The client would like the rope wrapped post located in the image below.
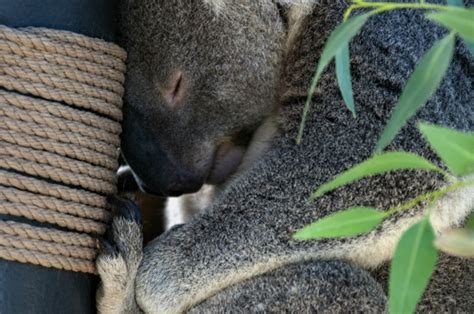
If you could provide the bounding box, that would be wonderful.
[0,1,125,313]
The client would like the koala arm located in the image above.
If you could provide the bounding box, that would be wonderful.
[97,202,389,314]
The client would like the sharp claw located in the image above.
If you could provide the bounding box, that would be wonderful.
[98,237,118,257]
[107,195,142,224]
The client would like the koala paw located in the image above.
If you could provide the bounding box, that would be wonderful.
[96,196,143,314]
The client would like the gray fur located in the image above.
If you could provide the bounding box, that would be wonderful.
[97,1,473,313]
[191,261,387,313]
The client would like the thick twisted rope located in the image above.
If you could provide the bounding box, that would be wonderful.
[0,25,126,274]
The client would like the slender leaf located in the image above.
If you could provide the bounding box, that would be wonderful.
[310,152,444,200]
[446,0,474,54]
[375,33,456,153]
[297,13,370,143]
[466,212,474,230]
[466,41,474,56]
[447,0,463,6]
[419,123,474,176]
[435,228,474,258]
[389,219,438,314]
[427,9,474,42]
[293,207,385,240]
[336,44,356,117]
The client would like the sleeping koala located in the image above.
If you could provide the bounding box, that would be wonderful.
[117,0,284,207]
[117,0,310,229]
[97,1,473,313]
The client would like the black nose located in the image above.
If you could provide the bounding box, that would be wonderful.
[165,180,203,196]
[138,173,203,197]
[122,139,205,197]
[121,103,205,197]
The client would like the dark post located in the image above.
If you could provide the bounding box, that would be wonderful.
[0,1,119,312]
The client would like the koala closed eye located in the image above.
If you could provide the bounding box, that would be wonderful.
[160,70,186,109]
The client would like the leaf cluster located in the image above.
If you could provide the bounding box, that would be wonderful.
[295,1,473,313]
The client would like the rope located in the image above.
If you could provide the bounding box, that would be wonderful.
[0,220,97,248]
[0,143,116,182]
[0,25,126,273]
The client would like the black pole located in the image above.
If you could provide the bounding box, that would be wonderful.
[0,1,119,313]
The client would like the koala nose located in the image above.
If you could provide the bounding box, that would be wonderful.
[165,170,204,196]
[138,171,203,197]
[161,70,186,108]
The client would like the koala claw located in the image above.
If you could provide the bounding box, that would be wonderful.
[98,237,118,258]
[96,196,143,314]
[107,195,142,224]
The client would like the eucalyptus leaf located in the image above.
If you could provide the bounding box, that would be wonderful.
[336,44,356,117]
[435,228,474,258]
[375,33,455,153]
[310,152,444,200]
[297,13,370,143]
[419,123,474,176]
[389,219,438,314]
[466,41,474,56]
[293,207,385,240]
[466,213,474,230]
[427,9,474,42]
[446,0,474,54]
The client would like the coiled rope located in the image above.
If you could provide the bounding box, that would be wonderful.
[0,25,126,274]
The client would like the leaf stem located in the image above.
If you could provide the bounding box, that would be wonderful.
[424,197,438,217]
[344,1,455,21]
[385,178,474,216]
[352,1,453,11]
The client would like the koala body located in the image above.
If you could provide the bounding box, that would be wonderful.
[97,1,473,313]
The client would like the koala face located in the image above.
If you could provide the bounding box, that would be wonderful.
[119,0,284,196]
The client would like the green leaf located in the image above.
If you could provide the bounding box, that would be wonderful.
[466,41,474,56]
[297,13,370,143]
[466,213,474,230]
[447,0,464,6]
[336,44,356,117]
[446,0,474,54]
[389,219,438,314]
[293,207,385,240]
[427,9,474,42]
[375,33,455,153]
[419,123,474,176]
[435,228,474,258]
[310,152,444,200]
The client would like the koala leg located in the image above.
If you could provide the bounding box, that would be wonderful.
[190,260,387,313]
[96,197,143,314]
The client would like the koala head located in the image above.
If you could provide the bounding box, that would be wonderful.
[119,0,285,196]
